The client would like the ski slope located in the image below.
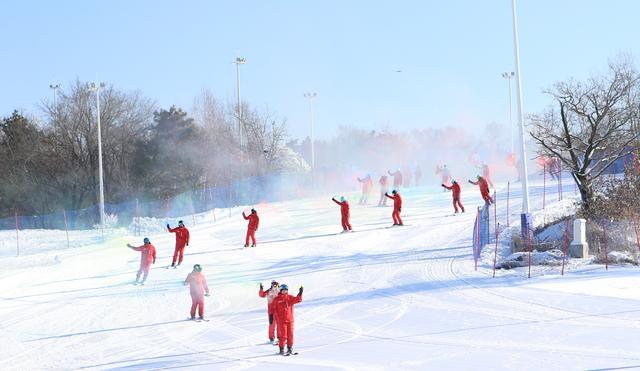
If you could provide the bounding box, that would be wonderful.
[1,180,639,370]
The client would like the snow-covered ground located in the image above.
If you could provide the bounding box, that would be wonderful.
[1,177,639,370]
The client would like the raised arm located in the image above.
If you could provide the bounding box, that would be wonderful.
[242,212,249,220]
[331,198,342,206]
[127,244,142,252]
[442,184,453,190]
[468,180,478,185]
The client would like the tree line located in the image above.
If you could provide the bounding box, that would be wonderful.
[0,81,293,218]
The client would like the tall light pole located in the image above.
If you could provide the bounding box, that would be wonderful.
[501,72,515,154]
[303,92,317,171]
[510,0,531,236]
[49,83,61,110]
[233,57,246,158]
[87,82,106,234]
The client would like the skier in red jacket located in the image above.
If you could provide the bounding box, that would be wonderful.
[272,284,303,355]
[378,175,389,206]
[167,220,190,268]
[331,196,352,232]
[442,180,465,213]
[385,190,403,226]
[469,175,494,205]
[357,174,373,205]
[127,237,156,285]
[388,169,403,188]
[242,208,260,247]
[184,264,210,320]
[259,280,280,343]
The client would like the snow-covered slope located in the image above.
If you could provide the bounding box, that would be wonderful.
[1,178,639,370]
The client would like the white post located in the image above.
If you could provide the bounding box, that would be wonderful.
[88,82,106,234]
[511,0,532,236]
[507,74,514,154]
[234,57,246,161]
[570,219,589,258]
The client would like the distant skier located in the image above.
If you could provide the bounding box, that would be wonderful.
[184,264,210,320]
[357,174,374,205]
[127,237,156,285]
[468,175,494,205]
[388,169,403,188]
[385,190,403,226]
[259,280,280,343]
[167,220,190,268]
[415,165,422,186]
[480,163,494,188]
[242,208,260,247]
[405,168,413,188]
[272,284,303,356]
[331,196,352,232]
[378,174,389,206]
[436,164,452,187]
[442,180,465,213]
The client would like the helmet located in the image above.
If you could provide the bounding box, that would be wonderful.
[452,180,457,184]
[143,237,150,244]
[392,189,397,194]
[271,280,279,286]
[193,264,202,272]
[280,284,289,291]
[251,208,257,214]
[178,220,184,225]
[477,175,481,179]
[340,196,345,202]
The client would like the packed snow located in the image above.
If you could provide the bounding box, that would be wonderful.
[1,177,640,370]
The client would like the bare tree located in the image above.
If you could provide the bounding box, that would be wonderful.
[530,59,640,210]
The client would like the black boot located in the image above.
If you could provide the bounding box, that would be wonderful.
[286,345,293,355]
[279,347,284,355]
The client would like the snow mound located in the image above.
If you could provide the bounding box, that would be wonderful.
[606,251,637,265]
[499,249,565,269]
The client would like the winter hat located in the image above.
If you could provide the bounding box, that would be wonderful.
[143,237,150,244]
[452,180,457,184]
[251,208,257,214]
[392,189,397,194]
[271,280,279,286]
[193,264,202,272]
[280,284,289,291]
[178,220,184,225]
[340,196,345,202]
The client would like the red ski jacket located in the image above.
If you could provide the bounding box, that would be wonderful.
[332,199,350,217]
[443,183,461,198]
[131,243,156,267]
[168,226,190,246]
[469,177,490,196]
[259,286,279,314]
[385,193,403,210]
[243,213,260,231]
[272,292,302,323]
[185,271,210,297]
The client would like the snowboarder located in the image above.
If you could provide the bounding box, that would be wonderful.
[468,175,494,205]
[378,174,389,206]
[258,280,280,343]
[388,169,403,188]
[385,190,403,226]
[331,196,352,232]
[167,220,190,268]
[127,237,156,285]
[272,284,303,355]
[357,174,373,205]
[242,208,260,247]
[184,264,210,320]
[442,180,465,213]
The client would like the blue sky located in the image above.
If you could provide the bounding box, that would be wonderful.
[1,1,639,140]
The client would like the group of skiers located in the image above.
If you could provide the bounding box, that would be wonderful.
[258,281,303,355]
[355,168,423,207]
[123,163,496,354]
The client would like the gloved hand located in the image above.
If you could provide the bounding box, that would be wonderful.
[166,223,170,229]
[441,184,445,187]
[260,283,264,290]
[153,259,156,264]
[298,286,304,294]
[399,208,401,212]
[126,243,132,248]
